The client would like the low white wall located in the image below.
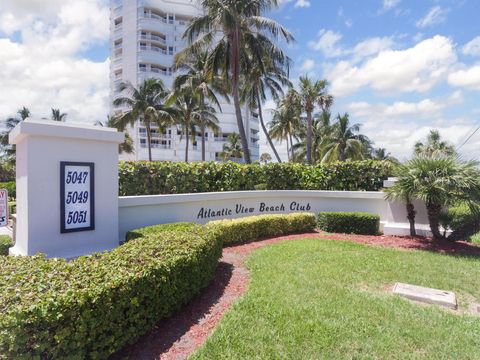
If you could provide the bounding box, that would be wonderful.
[118,190,430,240]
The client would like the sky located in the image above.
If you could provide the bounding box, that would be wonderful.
[0,0,479,161]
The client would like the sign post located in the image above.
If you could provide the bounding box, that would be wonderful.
[8,120,123,258]
[0,189,8,227]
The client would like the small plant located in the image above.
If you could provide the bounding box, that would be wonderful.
[317,212,380,235]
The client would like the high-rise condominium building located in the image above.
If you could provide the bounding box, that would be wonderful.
[110,0,260,162]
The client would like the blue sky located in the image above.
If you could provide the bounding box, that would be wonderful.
[0,0,479,160]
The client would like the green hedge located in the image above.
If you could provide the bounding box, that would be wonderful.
[0,214,320,357]
[207,213,317,245]
[440,203,480,241]
[118,160,392,196]
[317,212,380,235]
[0,236,12,256]
[0,224,222,358]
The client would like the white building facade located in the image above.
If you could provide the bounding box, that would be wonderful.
[110,0,260,162]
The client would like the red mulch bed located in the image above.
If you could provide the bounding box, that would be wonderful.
[111,232,480,360]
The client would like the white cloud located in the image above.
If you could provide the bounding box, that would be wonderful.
[0,0,109,124]
[294,0,311,8]
[278,0,310,9]
[416,6,449,28]
[462,36,480,57]
[327,35,456,96]
[382,0,401,11]
[309,30,393,60]
[299,58,316,72]
[308,29,344,57]
[347,92,462,119]
[448,65,480,90]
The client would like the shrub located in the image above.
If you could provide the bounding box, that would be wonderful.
[0,181,15,199]
[317,212,380,235]
[0,235,12,256]
[118,160,392,196]
[0,224,222,358]
[440,203,480,241]
[207,213,317,245]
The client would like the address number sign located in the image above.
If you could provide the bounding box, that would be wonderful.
[60,162,95,233]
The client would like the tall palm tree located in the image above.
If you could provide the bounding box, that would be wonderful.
[113,79,173,161]
[241,60,290,163]
[196,105,220,161]
[220,133,244,161]
[295,76,333,164]
[269,106,298,161]
[174,49,226,161]
[414,129,456,158]
[0,107,30,163]
[292,111,333,163]
[181,0,294,164]
[51,108,67,122]
[321,113,370,163]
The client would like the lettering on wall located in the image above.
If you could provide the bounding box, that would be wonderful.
[60,162,95,233]
[197,201,311,219]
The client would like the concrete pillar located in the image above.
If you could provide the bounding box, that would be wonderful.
[9,120,124,258]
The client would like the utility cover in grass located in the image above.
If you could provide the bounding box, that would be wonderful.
[393,283,457,310]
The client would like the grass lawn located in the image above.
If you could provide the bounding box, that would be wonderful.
[193,239,480,359]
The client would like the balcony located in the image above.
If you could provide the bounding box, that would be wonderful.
[138,16,174,35]
[139,33,167,45]
[137,46,173,65]
[140,143,172,149]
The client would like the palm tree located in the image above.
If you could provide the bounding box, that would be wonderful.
[95,117,135,155]
[384,163,418,237]
[372,148,398,163]
[321,113,370,163]
[113,79,173,161]
[51,108,67,122]
[174,50,226,161]
[414,130,456,158]
[220,133,244,161]
[181,0,294,164]
[0,107,30,163]
[392,156,480,240]
[196,105,220,161]
[241,60,290,163]
[269,106,299,161]
[295,76,334,164]
[292,111,333,163]
[260,153,272,164]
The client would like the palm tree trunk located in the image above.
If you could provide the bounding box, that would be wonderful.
[406,198,416,237]
[146,123,153,162]
[289,132,295,161]
[306,111,313,164]
[426,201,443,240]
[256,91,281,163]
[201,124,206,161]
[231,26,251,164]
[185,117,190,163]
[286,136,291,161]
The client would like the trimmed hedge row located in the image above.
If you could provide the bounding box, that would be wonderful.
[0,224,222,358]
[317,212,380,235]
[0,213,318,358]
[440,203,480,241]
[207,213,317,245]
[118,160,392,196]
